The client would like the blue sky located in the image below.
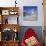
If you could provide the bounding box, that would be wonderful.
[23,6,37,13]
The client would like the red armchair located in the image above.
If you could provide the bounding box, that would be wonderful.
[21,28,41,46]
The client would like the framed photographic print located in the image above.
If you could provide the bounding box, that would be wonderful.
[8,15,18,24]
[2,10,9,15]
[2,15,18,24]
[10,11,17,15]
[2,16,8,24]
[1,28,13,41]
[23,6,38,21]
[9,10,17,15]
[19,6,38,26]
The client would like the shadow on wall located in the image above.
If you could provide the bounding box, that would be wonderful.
[18,26,43,44]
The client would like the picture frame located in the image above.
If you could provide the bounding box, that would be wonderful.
[19,6,38,26]
[2,10,9,15]
[1,28,18,41]
[8,15,18,24]
[2,15,18,24]
[1,28,13,41]
[9,10,17,15]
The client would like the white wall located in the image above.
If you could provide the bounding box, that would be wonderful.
[18,0,44,26]
[0,0,44,26]
[0,0,15,7]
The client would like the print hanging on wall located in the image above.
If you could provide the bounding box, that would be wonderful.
[23,6,38,21]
